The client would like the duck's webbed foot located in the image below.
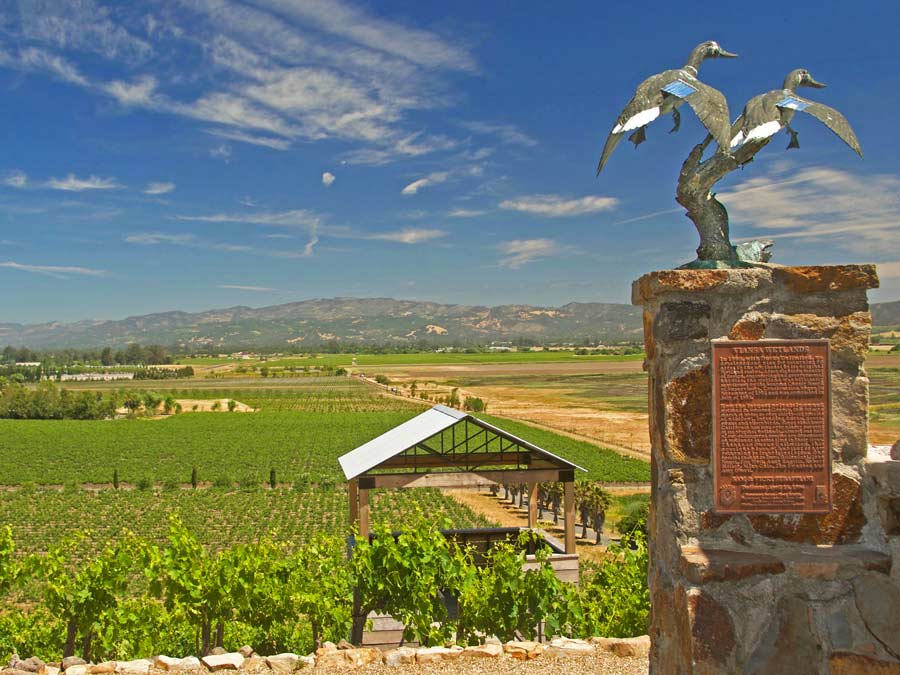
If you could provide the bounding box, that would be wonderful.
[669,108,681,134]
[786,126,800,150]
[628,126,647,147]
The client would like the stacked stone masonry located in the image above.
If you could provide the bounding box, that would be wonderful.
[633,265,900,674]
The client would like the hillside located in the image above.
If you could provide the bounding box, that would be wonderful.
[873,300,900,327]
[4,297,897,350]
[0,298,643,349]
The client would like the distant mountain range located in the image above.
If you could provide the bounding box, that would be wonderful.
[0,298,644,349]
[3,297,897,350]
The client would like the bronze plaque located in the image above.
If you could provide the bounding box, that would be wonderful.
[712,340,831,514]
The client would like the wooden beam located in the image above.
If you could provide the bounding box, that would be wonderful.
[358,488,370,541]
[564,480,576,554]
[376,452,532,470]
[348,478,359,529]
[528,483,538,528]
[363,468,569,489]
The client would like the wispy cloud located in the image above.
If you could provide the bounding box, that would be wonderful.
[123,231,318,258]
[125,233,194,246]
[449,208,488,218]
[217,284,277,292]
[401,172,450,195]
[210,144,232,161]
[499,195,619,217]
[369,228,447,244]
[322,171,336,187]
[497,239,566,269]
[175,209,321,228]
[144,181,175,195]
[2,170,28,189]
[0,0,477,164]
[721,164,900,260]
[47,174,122,192]
[0,260,107,278]
[461,121,537,147]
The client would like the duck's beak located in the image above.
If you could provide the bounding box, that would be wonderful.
[806,75,827,88]
[717,48,738,58]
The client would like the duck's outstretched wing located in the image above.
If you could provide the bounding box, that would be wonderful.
[597,72,732,174]
[596,76,665,174]
[682,80,732,151]
[776,95,863,157]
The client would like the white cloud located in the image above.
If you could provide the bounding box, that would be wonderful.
[497,239,565,269]
[16,0,151,63]
[210,144,232,161]
[0,0,477,164]
[449,208,488,218]
[250,0,476,72]
[206,129,292,151]
[461,121,537,147]
[322,171,336,187]
[175,209,321,228]
[46,174,122,191]
[217,284,277,292]
[499,195,619,217]
[103,75,157,106]
[401,172,450,195]
[2,171,28,189]
[369,228,447,244]
[144,182,175,195]
[0,260,106,278]
[125,233,195,245]
[721,164,900,260]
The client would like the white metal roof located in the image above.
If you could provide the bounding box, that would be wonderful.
[338,404,584,480]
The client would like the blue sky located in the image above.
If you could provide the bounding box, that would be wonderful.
[1,0,898,324]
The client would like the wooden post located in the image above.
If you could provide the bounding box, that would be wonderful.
[528,483,538,528]
[349,478,359,530]
[358,487,370,541]
[564,480,576,554]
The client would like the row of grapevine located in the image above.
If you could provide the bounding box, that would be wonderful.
[0,519,649,662]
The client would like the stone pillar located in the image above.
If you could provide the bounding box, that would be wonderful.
[633,265,900,674]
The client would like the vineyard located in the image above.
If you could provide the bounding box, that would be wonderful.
[0,487,494,558]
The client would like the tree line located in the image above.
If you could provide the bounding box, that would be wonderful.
[1,344,174,367]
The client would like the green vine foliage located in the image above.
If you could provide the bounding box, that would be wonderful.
[0,520,650,660]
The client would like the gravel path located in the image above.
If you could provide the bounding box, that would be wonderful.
[329,652,648,675]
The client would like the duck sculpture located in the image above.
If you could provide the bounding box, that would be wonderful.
[596,41,738,173]
[730,68,862,156]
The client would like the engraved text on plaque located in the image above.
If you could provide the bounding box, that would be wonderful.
[713,340,831,513]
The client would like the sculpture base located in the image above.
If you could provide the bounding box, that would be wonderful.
[632,265,900,674]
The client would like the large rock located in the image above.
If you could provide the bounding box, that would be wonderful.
[852,572,900,658]
[88,663,116,674]
[383,648,416,666]
[63,666,89,675]
[18,658,45,673]
[545,638,594,657]
[664,366,711,465]
[829,652,900,674]
[460,644,503,659]
[237,648,254,659]
[503,641,543,660]
[39,667,60,675]
[892,439,900,461]
[591,635,651,658]
[677,587,735,672]
[153,657,196,672]
[415,647,456,664]
[200,654,244,672]
[115,661,151,675]
[746,595,824,674]
[344,649,381,668]
[240,657,267,672]
[61,659,87,671]
[312,649,346,669]
[264,655,298,674]
[680,546,785,584]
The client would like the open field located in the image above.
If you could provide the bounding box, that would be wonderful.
[869,353,900,443]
